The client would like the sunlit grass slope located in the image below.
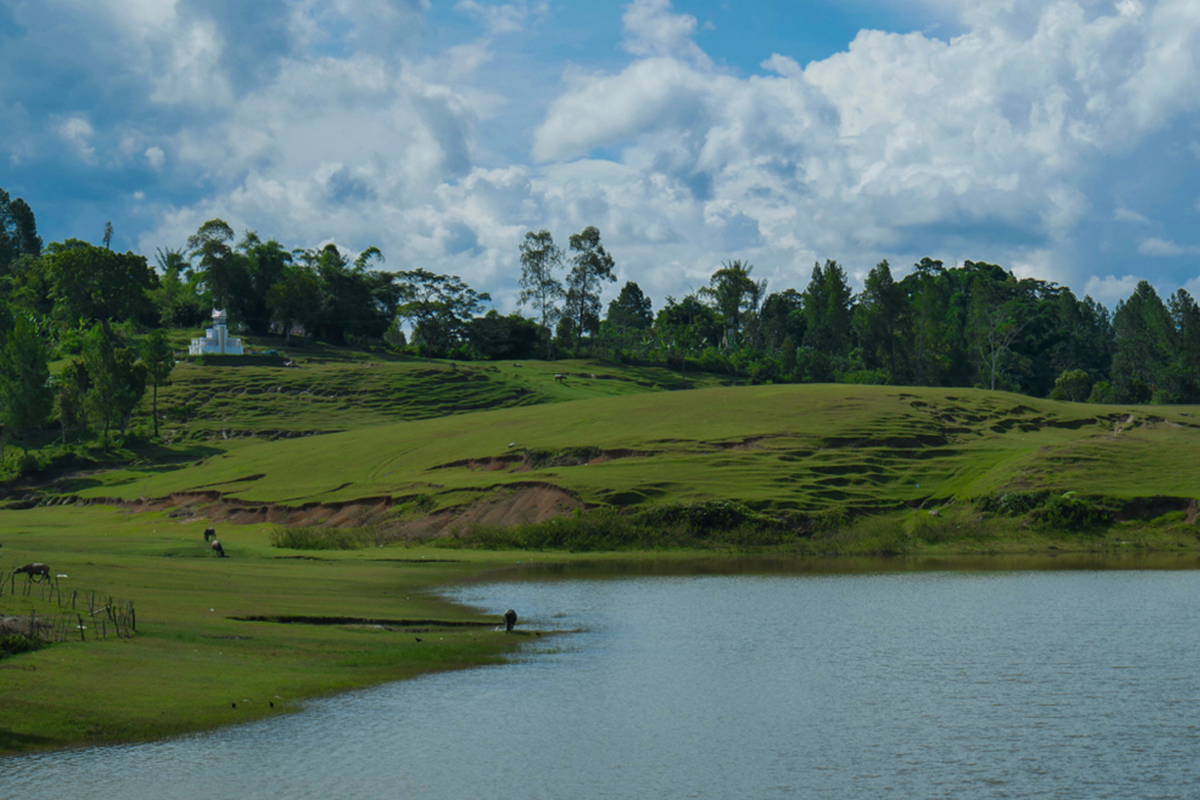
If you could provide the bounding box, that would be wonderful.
[79,384,1200,514]
[154,355,724,440]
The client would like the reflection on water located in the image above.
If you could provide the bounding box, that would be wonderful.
[5,557,1200,799]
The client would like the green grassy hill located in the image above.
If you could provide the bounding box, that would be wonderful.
[56,381,1200,531]
[153,352,725,441]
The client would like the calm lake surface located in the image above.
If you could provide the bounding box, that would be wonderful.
[6,557,1200,799]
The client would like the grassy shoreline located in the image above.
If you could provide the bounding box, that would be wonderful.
[4,501,1200,756]
[4,375,1200,755]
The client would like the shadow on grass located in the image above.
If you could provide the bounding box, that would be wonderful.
[0,728,60,752]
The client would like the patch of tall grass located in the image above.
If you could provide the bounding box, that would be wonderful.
[268,526,380,550]
[436,504,800,552]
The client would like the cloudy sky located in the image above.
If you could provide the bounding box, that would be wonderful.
[3,0,1200,313]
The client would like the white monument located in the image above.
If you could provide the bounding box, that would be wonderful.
[189,309,244,355]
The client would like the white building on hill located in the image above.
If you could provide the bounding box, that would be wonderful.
[189,309,244,355]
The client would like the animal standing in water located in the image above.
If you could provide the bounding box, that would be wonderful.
[503,608,517,632]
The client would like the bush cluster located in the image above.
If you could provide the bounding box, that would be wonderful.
[441,503,795,552]
[1,634,40,659]
[268,526,376,550]
[977,490,1117,533]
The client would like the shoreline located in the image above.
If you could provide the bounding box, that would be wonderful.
[3,502,1200,756]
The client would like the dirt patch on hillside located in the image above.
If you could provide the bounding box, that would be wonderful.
[398,484,585,537]
[59,481,585,537]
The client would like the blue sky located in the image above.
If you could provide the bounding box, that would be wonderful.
[3,0,1199,314]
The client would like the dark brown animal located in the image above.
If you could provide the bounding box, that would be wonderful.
[14,563,50,582]
[503,608,517,632]
[211,540,226,558]
[204,527,217,542]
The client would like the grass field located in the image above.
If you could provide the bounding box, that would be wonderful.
[55,383,1200,521]
[4,355,1200,754]
[0,503,578,754]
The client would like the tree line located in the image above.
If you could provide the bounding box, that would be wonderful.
[2,185,1199,463]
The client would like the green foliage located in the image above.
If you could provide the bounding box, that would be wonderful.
[802,259,852,355]
[978,490,1118,533]
[42,239,156,325]
[1029,493,1118,532]
[563,226,616,351]
[396,268,491,359]
[1,634,41,658]
[0,189,42,276]
[606,281,654,331]
[977,491,1052,516]
[1049,369,1093,402]
[0,316,53,453]
[701,260,766,348]
[440,505,791,552]
[467,311,543,360]
[141,328,175,437]
[82,325,147,443]
[518,230,565,359]
[269,526,376,550]
[1111,281,1174,403]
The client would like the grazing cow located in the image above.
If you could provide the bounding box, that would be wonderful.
[554,373,566,384]
[14,562,51,582]
[204,527,217,542]
[211,540,227,558]
[503,608,517,632]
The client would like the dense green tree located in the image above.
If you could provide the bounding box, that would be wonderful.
[897,258,949,386]
[42,239,157,327]
[0,316,53,454]
[298,244,397,345]
[1047,291,1114,390]
[53,360,89,444]
[82,325,146,444]
[149,247,206,328]
[853,260,905,381]
[802,259,852,356]
[702,260,765,348]
[563,227,617,350]
[187,219,240,312]
[267,266,322,345]
[232,234,292,335]
[141,328,176,437]
[467,311,544,360]
[1049,369,1093,402]
[518,230,565,359]
[1167,289,1200,404]
[656,294,721,378]
[1110,281,1173,403]
[395,268,491,359]
[0,189,43,276]
[606,281,654,331]
[759,289,806,355]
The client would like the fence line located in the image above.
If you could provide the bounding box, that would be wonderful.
[1,572,137,643]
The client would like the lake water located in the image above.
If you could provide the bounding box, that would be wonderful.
[5,558,1200,798]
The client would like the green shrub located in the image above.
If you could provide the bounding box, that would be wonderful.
[1030,492,1116,532]
[977,491,1051,516]
[1,634,39,658]
[437,504,793,552]
[269,526,373,550]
